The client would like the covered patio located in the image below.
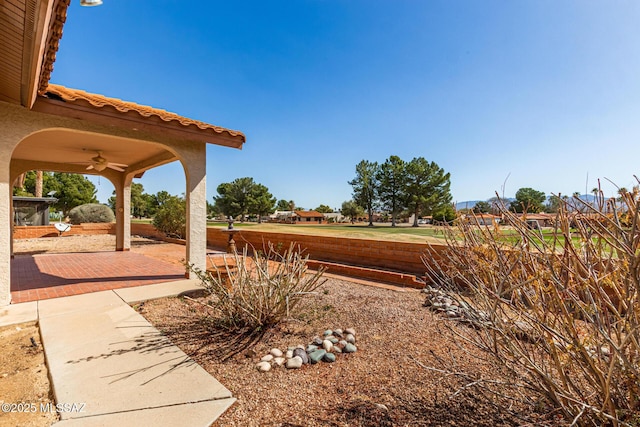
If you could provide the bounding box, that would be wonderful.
[10,233,228,303]
[10,251,185,303]
[1,0,245,305]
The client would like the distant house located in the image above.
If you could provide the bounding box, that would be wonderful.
[520,213,554,228]
[323,212,345,223]
[293,210,326,224]
[461,213,501,226]
[269,210,295,222]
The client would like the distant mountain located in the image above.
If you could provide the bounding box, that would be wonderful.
[455,199,515,211]
[454,201,481,211]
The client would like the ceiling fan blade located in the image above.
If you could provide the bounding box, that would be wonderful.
[86,165,94,170]
[109,162,129,167]
[107,164,125,172]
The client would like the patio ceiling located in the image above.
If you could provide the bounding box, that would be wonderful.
[11,128,176,177]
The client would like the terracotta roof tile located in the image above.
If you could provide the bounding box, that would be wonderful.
[294,211,325,218]
[43,84,245,141]
[38,0,71,94]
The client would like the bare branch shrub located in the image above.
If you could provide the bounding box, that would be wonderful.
[424,184,640,426]
[188,243,326,330]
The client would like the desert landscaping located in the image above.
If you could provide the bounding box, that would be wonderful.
[4,234,563,426]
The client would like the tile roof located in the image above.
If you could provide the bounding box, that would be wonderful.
[294,210,325,218]
[38,0,71,94]
[43,84,246,141]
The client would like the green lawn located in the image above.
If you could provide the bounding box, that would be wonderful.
[131,219,152,224]
[207,222,447,243]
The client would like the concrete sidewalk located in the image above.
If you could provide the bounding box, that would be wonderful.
[2,280,235,426]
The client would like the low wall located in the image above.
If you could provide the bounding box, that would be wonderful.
[13,223,115,239]
[206,227,444,276]
[15,222,444,282]
[130,223,167,240]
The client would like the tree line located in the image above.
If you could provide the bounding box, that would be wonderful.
[346,156,454,226]
[211,177,335,222]
[14,171,97,216]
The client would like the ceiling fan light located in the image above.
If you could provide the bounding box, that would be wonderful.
[80,0,103,6]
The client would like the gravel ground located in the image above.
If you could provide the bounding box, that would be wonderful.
[0,323,58,427]
[140,279,564,427]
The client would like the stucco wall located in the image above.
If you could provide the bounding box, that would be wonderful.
[13,223,115,239]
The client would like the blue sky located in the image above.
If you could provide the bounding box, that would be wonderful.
[51,1,640,210]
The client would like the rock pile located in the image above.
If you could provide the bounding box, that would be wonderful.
[421,285,491,328]
[255,328,358,372]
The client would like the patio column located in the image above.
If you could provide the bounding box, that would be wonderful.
[0,173,11,305]
[1,136,18,305]
[180,144,207,278]
[113,174,133,252]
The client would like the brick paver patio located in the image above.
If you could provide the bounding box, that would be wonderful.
[11,252,186,303]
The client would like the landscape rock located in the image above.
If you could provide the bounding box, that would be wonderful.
[286,356,303,369]
[345,328,356,336]
[323,352,336,363]
[309,349,327,364]
[286,350,294,359]
[261,354,274,362]
[256,361,271,372]
[323,329,333,336]
[344,343,357,353]
[306,344,318,353]
[322,339,333,352]
[270,348,283,358]
[273,357,286,366]
[293,348,309,364]
[312,336,323,346]
[345,334,356,344]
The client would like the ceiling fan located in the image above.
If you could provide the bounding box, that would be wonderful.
[83,150,128,172]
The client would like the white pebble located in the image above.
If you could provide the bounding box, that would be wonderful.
[260,354,274,362]
[270,348,283,357]
[286,356,303,369]
[256,361,271,372]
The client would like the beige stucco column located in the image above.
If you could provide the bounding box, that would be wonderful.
[176,143,207,277]
[108,172,133,252]
[0,152,12,306]
[0,104,36,305]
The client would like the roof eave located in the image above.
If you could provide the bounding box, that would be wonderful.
[31,96,245,149]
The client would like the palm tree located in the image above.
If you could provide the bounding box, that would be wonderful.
[35,170,43,197]
[617,187,628,203]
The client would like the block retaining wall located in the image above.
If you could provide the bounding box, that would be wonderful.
[13,223,115,239]
[205,227,445,277]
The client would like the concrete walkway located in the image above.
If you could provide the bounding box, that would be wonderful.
[1,280,235,426]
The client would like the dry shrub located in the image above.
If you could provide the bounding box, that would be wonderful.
[424,185,640,426]
[188,243,326,331]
